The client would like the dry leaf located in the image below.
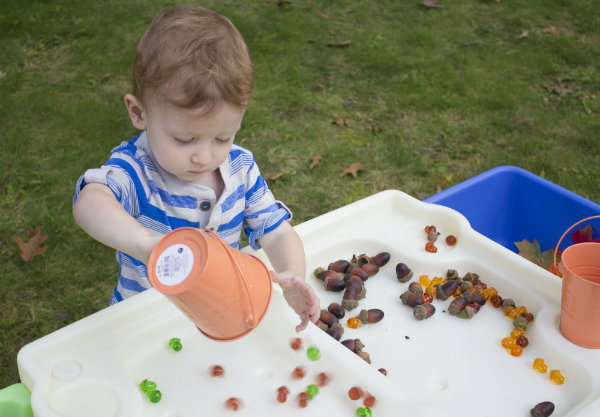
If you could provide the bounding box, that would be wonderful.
[326,40,352,48]
[340,162,364,178]
[16,226,49,262]
[308,155,322,169]
[267,172,286,181]
[515,30,529,39]
[332,114,347,127]
[318,12,330,19]
[421,0,445,8]
[542,25,557,34]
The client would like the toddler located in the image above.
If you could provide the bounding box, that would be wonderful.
[73,5,320,331]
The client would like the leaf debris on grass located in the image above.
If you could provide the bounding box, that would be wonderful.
[16,226,49,262]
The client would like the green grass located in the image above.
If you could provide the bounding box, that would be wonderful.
[1,0,599,387]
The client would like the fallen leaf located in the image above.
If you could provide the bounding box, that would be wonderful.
[267,172,286,181]
[542,25,557,34]
[16,226,49,262]
[326,40,352,48]
[514,238,557,271]
[318,12,330,19]
[571,225,600,244]
[308,155,322,169]
[515,30,529,39]
[421,0,445,8]
[277,0,291,6]
[332,114,347,127]
[340,162,364,178]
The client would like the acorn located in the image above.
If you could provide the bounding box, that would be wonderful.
[341,339,357,352]
[361,263,379,277]
[371,251,390,267]
[315,268,337,281]
[457,304,478,319]
[345,277,363,292]
[427,230,440,242]
[319,310,339,327]
[315,319,329,332]
[530,401,555,417]
[408,281,423,296]
[406,292,424,307]
[395,263,413,283]
[469,292,486,306]
[352,254,371,266]
[378,368,388,376]
[328,302,345,319]
[342,287,359,310]
[413,304,435,320]
[446,269,459,280]
[463,272,479,282]
[328,259,350,273]
[327,323,344,341]
[348,267,370,281]
[448,296,468,316]
[357,350,371,364]
[435,280,459,300]
[400,290,410,305]
[324,276,345,292]
[357,308,384,324]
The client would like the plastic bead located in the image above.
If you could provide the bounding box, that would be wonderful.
[292,366,305,379]
[306,384,319,399]
[419,275,431,287]
[533,358,548,373]
[148,390,162,403]
[509,345,523,357]
[425,242,437,253]
[511,327,525,338]
[363,394,376,408]
[501,337,516,349]
[168,337,182,352]
[277,386,289,403]
[211,365,225,377]
[549,369,565,385]
[306,346,321,361]
[356,407,373,417]
[225,397,241,410]
[422,292,434,304]
[348,386,363,400]
[298,392,309,408]
[290,337,302,350]
[516,335,529,348]
[139,379,157,393]
[347,317,361,329]
[316,372,330,386]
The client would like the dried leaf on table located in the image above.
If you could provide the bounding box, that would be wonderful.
[514,238,557,271]
[308,155,322,169]
[16,226,49,262]
[340,162,364,178]
[326,40,352,48]
[421,0,445,8]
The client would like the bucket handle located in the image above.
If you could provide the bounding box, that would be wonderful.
[204,229,257,329]
[553,215,600,271]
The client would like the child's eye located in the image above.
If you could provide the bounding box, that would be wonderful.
[173,137,195,144]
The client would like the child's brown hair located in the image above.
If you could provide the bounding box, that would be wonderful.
[132,5,254,111]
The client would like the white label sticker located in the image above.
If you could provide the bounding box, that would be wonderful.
[155,244,194,286]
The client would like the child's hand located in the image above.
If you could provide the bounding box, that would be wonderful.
[271,271,320,332]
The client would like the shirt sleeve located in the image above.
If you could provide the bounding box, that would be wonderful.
[243,161,292,250]
[73,147,143,217]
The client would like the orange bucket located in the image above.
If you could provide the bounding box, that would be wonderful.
[148,228,272,341]
[554,216,600,348]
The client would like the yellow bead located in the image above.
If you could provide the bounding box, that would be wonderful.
[533,358,548,373]
[347,317,361,329]
[501,337,516,349]
[419,275,431,287]
[550,370,565,385]
[431,277,445,286]
[511,327,525,338]
[425,286,436,297]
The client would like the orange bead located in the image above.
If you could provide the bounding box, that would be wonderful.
[511,327,525,338]
[533,358,548,373]
[425,286,437,297]
[431,277,445,286]
[550,370,565,384]
[422,293,433,304]
[419,275,431,287]
[509,345,523,357]
[501,337,516,349]
[347,317,361,329]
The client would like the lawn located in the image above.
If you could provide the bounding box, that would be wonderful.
[1,0,599,387]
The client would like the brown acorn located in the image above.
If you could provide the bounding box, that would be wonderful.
[342,286,360,310]
[371,251,390,267]
[469,292,486,306]
[352,254,371,266]
[341,339,357,352]
[328,302,345,319]
[361,263,379,277]
[435,280,459,300]
[378,368,388,376]
[324,276,345,292]
[406,292,424,307]
[315,268,337,281]
[448,296,468,316]
[348,267,370,281]
[356,308,383,324]
[345,277,363,292]
[327,323,344,341]
[319,310,339,327]
[408,281,423,296]
[530,401,554,417]
[395,263,413,283]
[328,259,350,273]
[357,350,371,364]
[446,269,459,280]
[315,319,329,332]
[413,304,435,320]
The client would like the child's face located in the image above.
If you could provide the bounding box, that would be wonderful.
[144,101,245,184]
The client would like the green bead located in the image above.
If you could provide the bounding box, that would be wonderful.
[306,384,319,399]
[306,346,320,361]
[139,379,157,393]
[356,407,372,417]
[169,337,182,352]
[148,389,162,403]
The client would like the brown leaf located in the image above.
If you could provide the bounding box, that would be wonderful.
[267,172,286,181]
[421,0,445,8]
[515,30,529,39]
[318,12,330,19]
[542,25,557,34]
[16,226,49,262]
[326,40,352,48]
[332,114,347,127]
[514,238,556,270]
[340,162,364,178]
[308,155,322,169]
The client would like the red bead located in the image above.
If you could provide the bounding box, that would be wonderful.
[298,392,309,407]
[225,397,241,410]
[211,365,224,376]
[363,394,376,408]
[422,293,434,304]
[277,386,289,403]
[316,372,330,386]
[445,235,457,246]
[348,386,363,400]
[292,366,305,379]
[425,242,437,253]
[516,335,529,348]
[290,337,302,350]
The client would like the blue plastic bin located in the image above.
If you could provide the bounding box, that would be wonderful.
[424,166,600,252]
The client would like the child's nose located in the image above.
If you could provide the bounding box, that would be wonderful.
[191,143,211,165]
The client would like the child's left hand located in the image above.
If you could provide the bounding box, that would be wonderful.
[271,271,320,332]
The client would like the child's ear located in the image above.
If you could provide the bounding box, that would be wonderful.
[124,93,147,130]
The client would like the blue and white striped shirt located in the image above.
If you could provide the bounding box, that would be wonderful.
[74,131,291,305]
